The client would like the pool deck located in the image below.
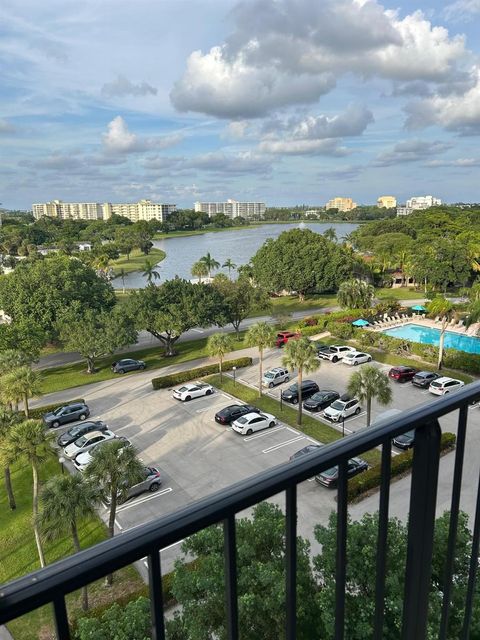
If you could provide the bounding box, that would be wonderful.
[370,315,480,336]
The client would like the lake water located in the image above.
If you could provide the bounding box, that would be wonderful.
[114,221,359,289]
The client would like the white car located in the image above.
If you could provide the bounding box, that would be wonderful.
[317,345,356,363]
[262,367,289,388]
[73,436,131,472]
[231,411,277,435]
[63,430,116,459]
[342,351,372,366]
[429,377,465,396]
[323,398,361,422]
[172,382,214,401]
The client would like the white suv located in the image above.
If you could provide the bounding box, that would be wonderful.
[262,367,289,388]
[429,377,464,396]
[324,397,361,422]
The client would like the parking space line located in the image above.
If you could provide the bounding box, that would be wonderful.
[115,519,123,531]
[243,426,286,441]
[262,435,305,454]
[116,487,173,513]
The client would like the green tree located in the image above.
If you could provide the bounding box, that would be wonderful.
[337,279,375,309]
[3,419,55,567]
[142,259,161,285]
[57,307,137,374]
[85,440,144,585]
[244,322,275,397]
[39,474,99,610]
[1,365,42,417]
[199,252,220,278]
[76,597,152,640]
[347,365,392,426]
[117,267,127,294]
[427,297,456,369]
[0,319,45,361]
[222,258,237,278]
[207,333,233,381]
[0,407,21,510]
[212,275,271,335]
[282,337,320,425]
[191,260,209,283]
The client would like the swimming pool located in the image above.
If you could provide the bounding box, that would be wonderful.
[383,323,480,355]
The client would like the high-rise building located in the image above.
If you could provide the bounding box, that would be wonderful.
[32,200,103,220]
[194,199,266,219]
[32,199,176,223]
[325,197,357,212]
[406,195,442,210]
[377,195,397,209]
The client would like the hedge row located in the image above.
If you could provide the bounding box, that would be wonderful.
[151,357,253,390]
[347,432,456,502]
[29,398,85,420]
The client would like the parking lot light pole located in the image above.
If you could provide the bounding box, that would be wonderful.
[58,456,65,475]
[342,415,345,438]
[232,366,236,386]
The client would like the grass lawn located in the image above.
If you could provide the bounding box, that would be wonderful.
[250,294,338,318]
[110,247,166,277]
[207,374,380,468]
[1,459,144,640]
[376,287,426,300]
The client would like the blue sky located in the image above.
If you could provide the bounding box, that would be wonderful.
[1,0,480,209]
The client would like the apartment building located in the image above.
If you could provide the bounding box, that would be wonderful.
[194,199,266,219]
[325,197,357,212]
[377,195,397,208]
[406,195,442,210]
[33,199,176,223]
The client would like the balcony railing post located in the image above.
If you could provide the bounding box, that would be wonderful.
[147,549,165,640]
[335,461,348,640]
[224,515,239,640]
[53,596,70,640]
[285,485,297,640]
[401,420,441,640]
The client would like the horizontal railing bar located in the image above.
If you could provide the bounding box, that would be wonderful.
[1,382,479,624]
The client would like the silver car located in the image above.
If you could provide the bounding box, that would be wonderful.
[104,467,162,504]
[262,367,290,388]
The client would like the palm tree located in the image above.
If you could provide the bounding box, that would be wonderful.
[282,338,320,426]
[199,252,220,278]
[118,267,127,294]
[1,365,42,417]
[94,254,110,270]
[337,279,375,310]
[0,407,21,510]
[39,474,99,610]
[323,227,337,242]
[4,419,55,566]
[222,258,237,279]
[207,333,233,381]
[244,322,275,397]
[85,440,144,585]
[142,259,161,285]
[427,297,456,369]
[191,260,209,283]
[347,365,392,427]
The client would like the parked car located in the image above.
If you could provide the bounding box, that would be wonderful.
[429,377,465,396]
[388,366,418,383]
[412,371,441,388]
[342,351,372,366]
[105,467,162,504]
[73,436,131,472]
[173,382,214,401]
[317,345,356,363]
[57,421,107,448]
[303,390,340,412]
[111,358,146,374]
[281,380,319,404]
[214,404,259,425]
[289,443,321,461]
[393,429,415,450]
[262,367,290,388]
[315,457,368,487]
[275,331,301,347]
[63,429,116,459]
[323,396,361,422]
[231,412,277,435]
[43,402,90,429]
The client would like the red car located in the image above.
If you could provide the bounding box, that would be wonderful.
[275,331,301,347]
[388,366,418,383]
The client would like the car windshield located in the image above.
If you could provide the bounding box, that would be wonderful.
[400,430,415,439]
[265,372,274,378]
[329,400,345,411]
[287,384,298,392]
[236,417,248,424]
[52,407,64,415]
[177,386,188,392]
[75,435,88,446]
[322,466,338,478]
[69,426,82,437]
[430,381,442,387]
[344,353,354,358]
[310,393,326,401]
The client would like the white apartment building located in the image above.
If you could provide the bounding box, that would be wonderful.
[194,199,266,219]
[325,197,357,212]
[33,199,176,223]
[406,195,442,210]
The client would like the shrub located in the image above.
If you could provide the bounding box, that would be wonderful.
[151,357,252,390]
[75,596,151,640]
[443,349,480,375]
[298,316,318,327]
[348,431,456,502]
[327,321,354,339]
[29,398,85,420]
[298,324,325,337]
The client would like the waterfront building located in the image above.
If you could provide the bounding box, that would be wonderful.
[32,199,176,223]
[377,195,397,208]
[406,195,442,210]
[194,199,266,219]
[325,197,357,212]
[396,206,413,217]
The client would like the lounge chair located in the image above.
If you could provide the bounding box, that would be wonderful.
[457,320,464,328]
[448,318,456,328]
[434,316,440,323]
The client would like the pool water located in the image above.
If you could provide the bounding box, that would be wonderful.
[383,323,480,355]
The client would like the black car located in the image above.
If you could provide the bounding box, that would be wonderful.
[111,358,146,374]
[412,371,440,388]
[289,444,321,461]
[43,402,90,428]
[303,390,340,412]
[214,404,259,425]
[315,457,369,488]
[281,380,320,404]
[393,429,415,450]
[57,421,108,448]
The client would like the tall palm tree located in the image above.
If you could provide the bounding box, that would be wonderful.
[207,333,233,381]
[199,252,220,278]
[323,227,337,242]
[85,440,144,585]
[118,267,127,294]
[0,349,33,374]
[337,279,374,309]
[4,419,55,566]
[0,407,21,510]
[347,365,392,427]
[1,365,42,417]
[191,260,209,283]
[282,338,320,425]
[244,322,275,397]
[427,297,456,370]
[39,474,99,610]
[222,258,237,279]
[142,259,161,285]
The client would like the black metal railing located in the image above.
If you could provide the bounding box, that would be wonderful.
[2,381,480,640]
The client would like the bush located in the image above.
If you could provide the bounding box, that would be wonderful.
[348,432,456,502]
[29,398,85,420]
[151,357,253,390]
[327,321,354,339]
[443,349,480,375]
[75,596,151,640]
[298,316,318,327]
[298,324,325,337]
[317,309,372,329]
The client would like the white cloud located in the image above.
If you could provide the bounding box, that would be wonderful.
[425,158,480,167]
[101,75,157,97]
[374,139,452,166]
[222,121,250,139]
[102,116,183,153]
[259,138,350,156]
[444,0,480,22]
[289,105,374,139]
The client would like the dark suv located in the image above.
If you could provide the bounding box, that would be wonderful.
[43,402,90,428]
[57,421,108,448]
[281,380,319,404]
[111,358,146,374]
[412,371,440,388]
[388,366,418,383]
[303,390,340,412]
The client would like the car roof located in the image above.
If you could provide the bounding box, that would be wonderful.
[435,376,458,384]
[267,367,286,373]
[241,412,264,420]
[83,430,104,438]
[416,371,435,377]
